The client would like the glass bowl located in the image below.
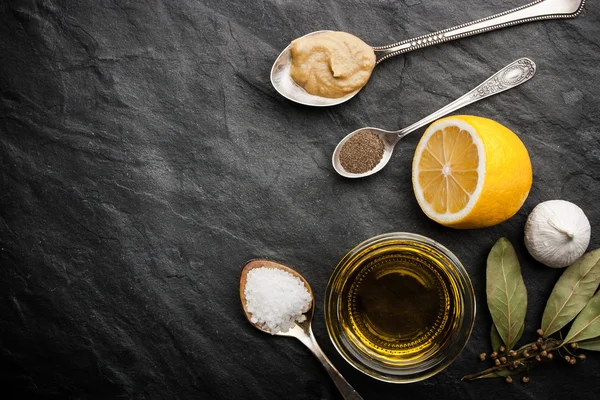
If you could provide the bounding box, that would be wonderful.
[324,232,476,383]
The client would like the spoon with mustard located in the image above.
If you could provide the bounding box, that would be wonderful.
[240,259,363,400]
[271,0,584,106]
[332,57,536,178]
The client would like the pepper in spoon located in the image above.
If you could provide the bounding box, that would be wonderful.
[332,57,536,178]
[240,259,363,400]
[271,0,583,106]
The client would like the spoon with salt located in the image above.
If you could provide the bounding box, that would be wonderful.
[332,57,536,178]
[271,0,583,106]
[240,259,363,400]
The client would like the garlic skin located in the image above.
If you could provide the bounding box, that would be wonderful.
[524,200,591,268]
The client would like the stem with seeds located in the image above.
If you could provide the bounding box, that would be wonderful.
[462,338,563,381]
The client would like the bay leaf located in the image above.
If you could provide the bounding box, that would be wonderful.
[510,321,525,350]
[577,337,600,351]
[486,238,527,351]
[469,365,526,380]
[541,249,600,337]
[564,291,600,344]
[491,325,503,352]
[491,322,523,351]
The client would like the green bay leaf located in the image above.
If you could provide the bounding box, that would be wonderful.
[486,238,527,351]
[541,249,600,337]
[491,322,523,351]
[469,365,526,380]
[510,320,525,350]
[564,291,600,344]
[577,337,600,351]
[471,369,510,380]
[491,324,503,352]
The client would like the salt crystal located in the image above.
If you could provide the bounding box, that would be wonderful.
[244,267,312,334]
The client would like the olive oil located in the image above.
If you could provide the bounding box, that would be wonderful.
[338,245,460,364]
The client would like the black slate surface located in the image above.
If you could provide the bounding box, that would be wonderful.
[1,0,600,399]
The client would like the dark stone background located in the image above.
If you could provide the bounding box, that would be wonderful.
[1,0,599,399]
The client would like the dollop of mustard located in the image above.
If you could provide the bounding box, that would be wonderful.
[290,31,376,98]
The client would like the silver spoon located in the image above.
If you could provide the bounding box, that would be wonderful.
[271,0,583,106]
[332,57,536,178]
[240,259,363,400]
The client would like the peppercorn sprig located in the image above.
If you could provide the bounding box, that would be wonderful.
[462,335,586,382]
[464,241,600,384]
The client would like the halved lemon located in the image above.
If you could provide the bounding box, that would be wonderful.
[412,115,532,229]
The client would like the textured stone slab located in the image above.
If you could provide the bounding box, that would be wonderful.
[1,0,599,398]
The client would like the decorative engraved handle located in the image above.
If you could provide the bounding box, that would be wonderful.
[375,0,585,63]
[397,58,536,138]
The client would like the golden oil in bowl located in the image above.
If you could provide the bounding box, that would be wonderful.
[325,233,475,383]
[345,250,456,362]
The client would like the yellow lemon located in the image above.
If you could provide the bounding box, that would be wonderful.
[412,115,532,229]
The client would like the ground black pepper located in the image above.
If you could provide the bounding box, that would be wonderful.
[339,130,385,174]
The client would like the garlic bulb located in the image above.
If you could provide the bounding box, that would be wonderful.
[524,200,591,268]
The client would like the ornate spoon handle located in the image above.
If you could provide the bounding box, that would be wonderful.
[374,0,585,63]
[397,58,536,138]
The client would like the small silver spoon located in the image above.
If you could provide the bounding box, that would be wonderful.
[240,259,363,400]
[332,57,536,178]
[271,0,583,106]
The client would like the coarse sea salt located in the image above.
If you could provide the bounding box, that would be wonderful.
[244,267,312,334]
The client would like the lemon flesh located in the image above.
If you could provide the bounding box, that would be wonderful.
[412,115,532,229]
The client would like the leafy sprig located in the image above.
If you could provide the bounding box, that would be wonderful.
[463,239,600,383]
